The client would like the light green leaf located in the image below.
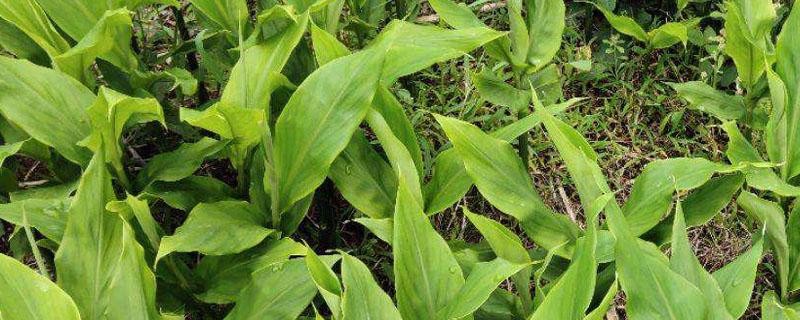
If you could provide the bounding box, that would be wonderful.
[155,201,275,265]
[0,198,70,242]
[394,175,464,319]
[0,18,49,65]
[0,57,93,165]
[438,258,527,319]
[722,121,800,196]
[591,3,648,43]
[341,253,402,319]
[190,0,249,34]
[353,217,394,243]
[134,138,229,191]
[372,86,424,177]
[305,250,343,320]
[329,131,396,219]
[195,238,306,304]
[775,3,800,180]
[525,0,565,67]
[724,1,771,90]
[529,233,596,320]
[0,140,25,166]
[582,280,618,320]
[670,81,746,121]
[225,259,318,320]
[648,22,689,49]
[464,209,529,264]
[180,103,265,170]
[142,176,236,211]
[54,149,160,320]
[365,108,423,205]
[712,233,764,318]
[272,48,384,215]
[435,114,580,250]
[0,253,80,320]
[473,70,531,112]
[310,22,349,66]
[762,291,800,320]
[0,0,69,57]
[81,86,164,188]
[737,191,789,298]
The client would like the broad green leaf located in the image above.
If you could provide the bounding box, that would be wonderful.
[776,3,800,180]
[372,86,424,176]
[648,22,689,49]
[423,98,580,214]
[669,202,733,320]
[305,250,343,319]
[142,176,236,211]
[713,234,764,318]
[272,48,384,215]
[426,0,514,64]
[789,203,800,291]
[0,198,69,242]
[737,191,789,298]
[106,195,162,252]
[190,0,249,34]
[0,18,49,65]
[180,103,265,170]
[10,182,77,201]
[53,9,135,84]
[156,201,275,265]
[762,291,800,320]
[341,253,402,319]
[670,81,746,120]
[536,106,708,319]
[0,140,25,166]
[683,173,744,226]
[0,253,80,320]
[81,86,164,188]
[393,176,464,319]
[370,20,505,84]
[195,238,306,304]
[134,138,229,191]
[525,0,565,67]
[464,209,529,264]
[724,1,771,90]
[722,121,800,196]
[590,3,648,43]
[36,0,141,73]
[582,280,618,320]
[366,108,423,205]
[219,11,309,114]
[310,22,350,66]
[353,217,394,243]
[507,0,529,65]
[766,65,789,178]
[0,57,93,165]
[473,70,531,112]
[438,258,528,319]
[329,131,397,219]
[0,0,69,57]
[529,233,596,320]
[225,259,318,320]
[435,114,580,249]
[734,0,776,46]
[623,158,729,236]
[55,149,160,320]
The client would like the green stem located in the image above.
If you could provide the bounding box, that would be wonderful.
[22,205,48,276]
[514,72,531,168]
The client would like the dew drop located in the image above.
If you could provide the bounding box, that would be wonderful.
[448,266,458,274]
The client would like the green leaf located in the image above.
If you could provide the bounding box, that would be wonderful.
[529,233,596,320]
[225,259,318,320]
[371,86,424,177]
[775,3,800,179]
[464,209,529,264]
[525,0,565,67]
[435,114,580,250]
[190,0,249,34]
[0,0,69,57]
[393,175,464,319]
[305,250,343,320]
[648,22,689,49]
[0,57,93,165]
[582,280,618,320]
[437,258,528,319]
[195,238,306,304]
[722,121,800,196]
[134,138,229,191]
[762,291,800,320]
[0,18,49,65]
[712,234,764,318]
[341,253,403,319]
[737,191,789,298]
[0,198,70,242]
[365,108,423,205]
[370,20,505,84]
[81,86,164,188]
[789,203,800,292]
[623,157,730,236]
[669,201,733,320]
[53,9,135,84]
[0,253,80,320]
[272,48,384,215]
[723,1,772,90]
[156,201,275,265]
[180,103,265,170]
[0,140,25,166]
[353,217,394,243]
[142,176,236,211]
[670,81,746,121]
[54,149,160,320]
[472,70,531,112]
[329,131,396,219]
[219,11,309,114]
[310,22,350,66]
[590,3,648,43]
